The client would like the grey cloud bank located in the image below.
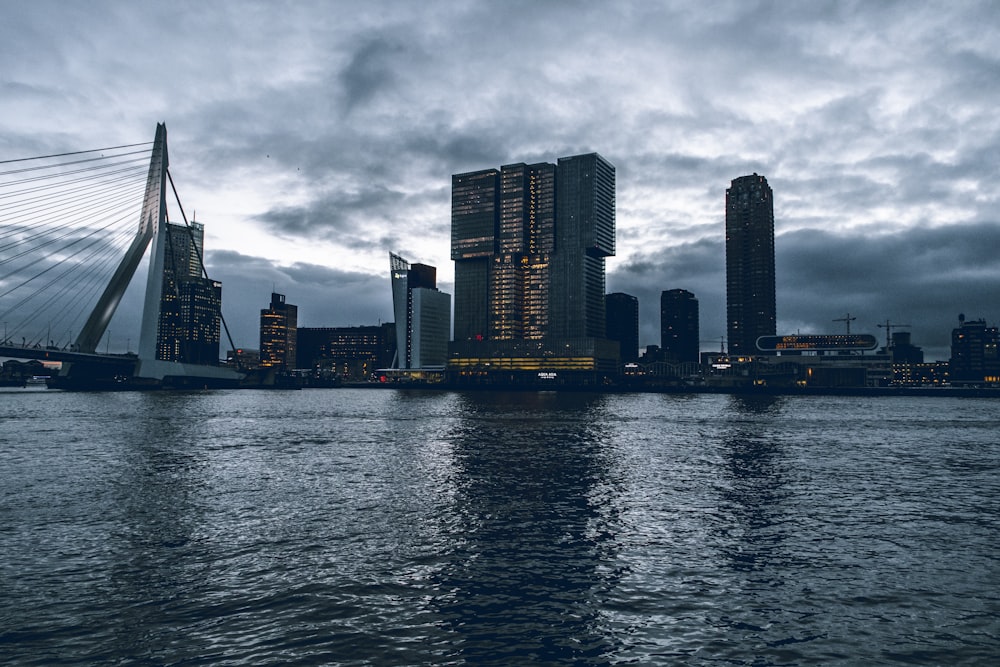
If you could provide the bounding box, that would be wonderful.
[2,0,998,360]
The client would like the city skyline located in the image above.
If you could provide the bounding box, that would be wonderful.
[2,1,998,361]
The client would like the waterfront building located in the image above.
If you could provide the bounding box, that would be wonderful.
[155,221,221,365]
[296,323,395,380]
[725,174,776,355]
[390,253,451,370]
[452,169,499,342]
[448,153,618,385]
[259,292,298,370]
[950,316,1000,385]
[661,288,700,363]
[606,292,639,362]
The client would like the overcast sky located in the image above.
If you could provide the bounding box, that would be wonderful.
[2,0,998,360]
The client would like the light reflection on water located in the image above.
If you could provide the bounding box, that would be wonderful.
[0,388,998,665]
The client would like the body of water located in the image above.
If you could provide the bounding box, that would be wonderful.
[1,388,998,665]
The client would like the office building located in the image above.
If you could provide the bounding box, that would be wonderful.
[950,316,1000,385]
[448,153,617,384]
[452,168,499,342]
[725,173,776,355]
[390,253,451,370]
[155,221,221,365]
[260,292,298,370]
[296,323,395,380]
[661,288,700,363]
[606,292,639,362]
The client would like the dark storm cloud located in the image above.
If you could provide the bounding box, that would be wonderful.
[609,221,1000,361]
[3,0,999,359]
[205,250,394,347]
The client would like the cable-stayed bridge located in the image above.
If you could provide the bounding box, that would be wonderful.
[0,124,245,388]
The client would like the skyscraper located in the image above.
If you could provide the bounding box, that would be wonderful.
[390,253,451,370]
[448,153,618,383]
[155,221,221,365]
[451,153,615,343]
[451,169,499,342]
[725,173,776,355]
[606,292,639,362]
[661,288,699,363]
[259,292,298,370]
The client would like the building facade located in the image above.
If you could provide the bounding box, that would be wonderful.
[155,221,221,365]
[725,174,776,355]
[661,288,700,363]
[296,323,395,380]
[390,253,451,370]
[259,292,298,370]
[449,154,617,383]
[950,316,1000,385]
[606,292,639,362]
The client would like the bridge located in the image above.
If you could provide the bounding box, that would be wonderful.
[1,124,246,388]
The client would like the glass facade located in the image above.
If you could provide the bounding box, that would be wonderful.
[156,222,221,364]
[259,292,298,370]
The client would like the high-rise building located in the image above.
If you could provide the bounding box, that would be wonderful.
[726,173,776,355]
[950,316,1000,385]
[448,153,618,383]
[390,253,451,370]
[452,169,499,342]
[606,292,639,362]
[661,288,700,363]
[451,153,615,343]
[260,292,298,370]
[155,221,221,365]
[550,153,616,339]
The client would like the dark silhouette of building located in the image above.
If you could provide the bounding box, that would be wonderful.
[887,331,923,364]
[661,288,700,363]
[950,315,999,385]
[726,174,776,355]
[606,292,639,362]
[259,292,298,370]
[156,221,221,365]
[297,323,396,379]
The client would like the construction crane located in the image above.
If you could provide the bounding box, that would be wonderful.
[833,313,856,334]
[877,320,911,350]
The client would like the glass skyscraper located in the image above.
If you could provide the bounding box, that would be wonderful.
[725,173,776,355]
[451,153,615,344]
[156,221,221,365]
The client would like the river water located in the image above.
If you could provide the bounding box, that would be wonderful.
[1,387,998,665]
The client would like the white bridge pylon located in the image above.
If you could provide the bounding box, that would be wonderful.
[67,123,242,384]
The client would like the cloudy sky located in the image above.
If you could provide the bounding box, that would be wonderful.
[2,0,998,360]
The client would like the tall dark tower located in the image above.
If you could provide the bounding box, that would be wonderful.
[550,153,616,339]
[451,169,499,341]
[605,292,639,362]
[661,288,699,363]
[725,173,776,355]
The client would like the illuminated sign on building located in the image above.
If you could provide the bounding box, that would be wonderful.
[756,334,879,352]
